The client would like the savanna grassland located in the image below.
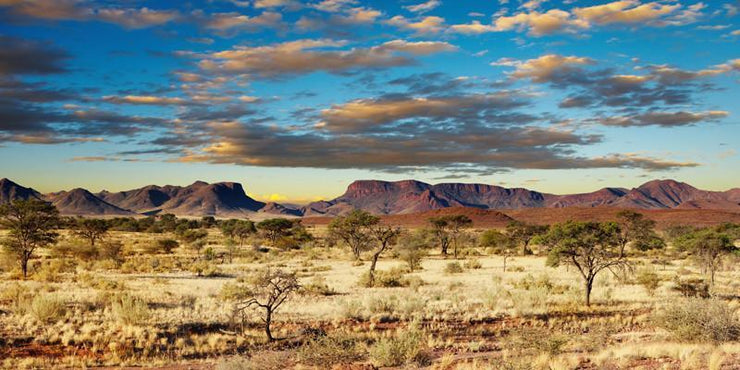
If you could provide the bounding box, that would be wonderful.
[1,210,739,370]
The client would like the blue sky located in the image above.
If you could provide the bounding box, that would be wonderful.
[0,0,738,202]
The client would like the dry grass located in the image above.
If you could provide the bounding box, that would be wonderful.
[0,229,739,369]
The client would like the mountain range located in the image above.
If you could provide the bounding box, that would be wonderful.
[1,177,738,217]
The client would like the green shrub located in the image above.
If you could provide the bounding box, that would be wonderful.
[444,261,464,274]
[653,298,740,342]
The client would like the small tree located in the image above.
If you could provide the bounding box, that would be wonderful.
[257,218,294,245]
[73,218,109,247]
[542,221,628,306]
[480,229,516,272]
[328,210,378,260]
[180,229,208,256]
[236,269,300,341]
[615,210,665,252]
[505,221,548,255]
[675,229,735,286]
[397,231,429,271]
[0,199,61,278]
[367,225,402,286]
[429,215,473,258]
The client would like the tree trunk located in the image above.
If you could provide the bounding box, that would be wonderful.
[369,252,381,286]
[21,258,28,279]
[585,277,594,307]
[441,242,448,256]
[265,309,273,341]
[503,255,508,272]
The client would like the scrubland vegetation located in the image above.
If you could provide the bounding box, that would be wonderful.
[1,199,740,369]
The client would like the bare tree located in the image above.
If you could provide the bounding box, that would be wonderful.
[0,199,60,278]
[235,269,300,341]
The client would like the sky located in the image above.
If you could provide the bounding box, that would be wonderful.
[0,0,738,203]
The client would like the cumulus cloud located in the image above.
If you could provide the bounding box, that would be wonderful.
[404,0,442,14]
[318,93,528,132]
[493,54,595,82]
[481,0,707,36]
[195,39,457,78]
[196,10,282,33]
[386,15,446,34]
[165,117,694,173]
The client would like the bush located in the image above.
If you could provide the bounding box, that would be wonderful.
[463,258,482,269]
[672,277,710,298]
[301,276,336,296]
[298,334,366,366]
[654,298,740,342]
[219,282,252,301]
[358,267,412,288]
[30,295,66,323]
[444,261,464,274]
[143,239,179,255]
[369,325,430,367]
[635,269,661,296]
[110,294,150,325]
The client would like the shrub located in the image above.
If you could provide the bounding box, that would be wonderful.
[298,334,366,366]
[369,325,430,367]
[110,294,150,325]
[358,267,412,288]
[444,261,464,274]
[635,269,661,296]
[143,239,178,255]
[672,277,710,298]
[463,258,482,269]
[219,282,252,301]
[653,298,740,342]
[301,276,336,296]
[30,295,66,323]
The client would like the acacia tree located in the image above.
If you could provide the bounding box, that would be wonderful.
[542,221,628,306]
[367,225,402,286]
[505,221,548,255]
[235,269,300,341]
[180,229,208,256]
[73,218,109,247]
[0,199,61,278]
[480,229,516,272]
[257,218,294,245]
[328,210,378,260]
[675,229,735,286]
[429,215,473,258]
[615,210,665,252]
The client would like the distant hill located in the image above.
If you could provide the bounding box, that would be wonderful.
[1,177,738,218]
[97,181,265,217]
[44,188,133,215]
[0,178,43,204]
[302,179,740,216]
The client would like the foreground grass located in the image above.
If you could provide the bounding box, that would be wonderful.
[0,231,739,369]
